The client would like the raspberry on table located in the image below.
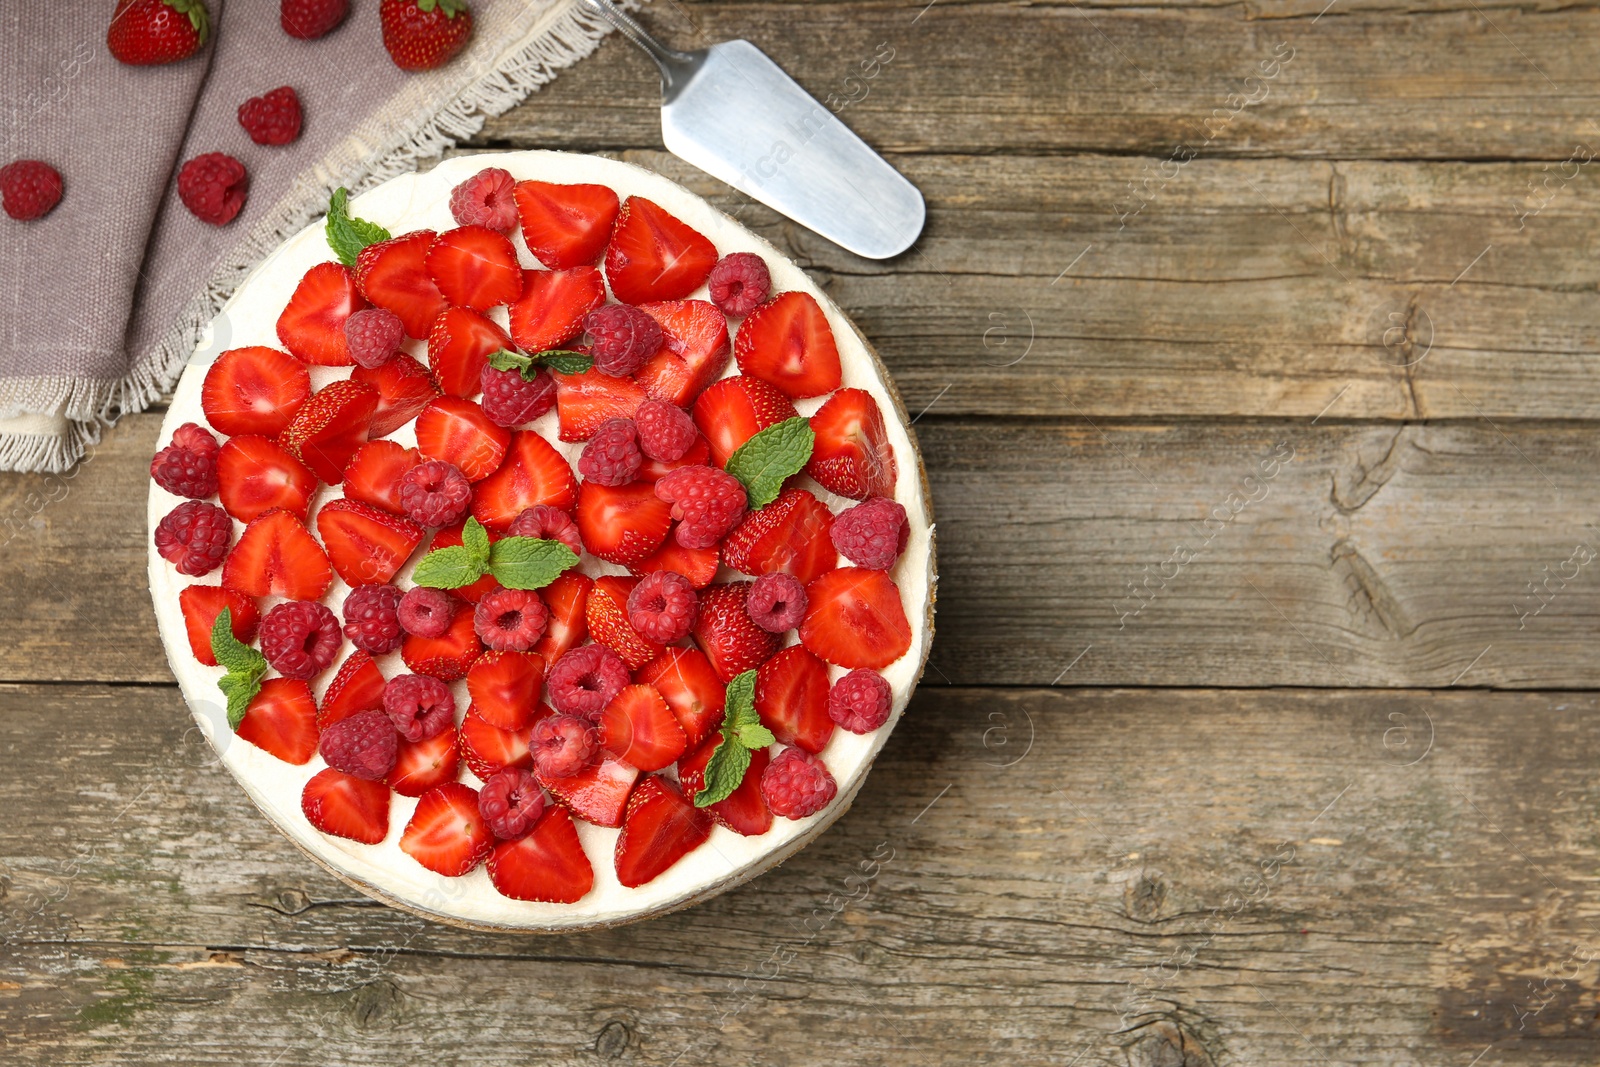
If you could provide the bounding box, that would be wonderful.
[281,0,349,39]
[474,588,549,652]
[342,583,404,654]
[706,252,771,317]
[546,644,629,720]
[578,418,642,486]
[506,504,582,555]
[238,86,303,146]
[830,497,909,570]
[398,586,456,638]
[746,571,806,633]
[762,747,837,819]
[478,767,546,839]
[260,600,341,679]
[626,570,698,643]
[343,307,405,369]
[399,460,472,527]
[633,399,697,462]
[449,167,518,233]
[828,668,892,733]
[480,363,556,427]
[150,422,220,499]
[584,303,662,377]
[654,465,747,549]
[382,672,456,742]
[319,708,399,781]
[154,500,232,576]
[0,160,63,221]
[177,153,249,226]
[530,713,601,779]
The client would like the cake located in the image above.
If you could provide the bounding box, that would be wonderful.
[146,150,935,931]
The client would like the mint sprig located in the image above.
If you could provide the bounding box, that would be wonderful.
[210,608,268,730]
[725,416,815,510]
[487,348,595,378]
[325,188,391,268]
[411,516,578,591]
[693,671,776,807]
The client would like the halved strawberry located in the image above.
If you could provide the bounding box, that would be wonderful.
[552,367,647,443]
[692,582,781,682]
[533,571,591,666]
[342,439,423,516]
[630,538,719,589]
[614,775,714,888]
[318,650,387,730]
[400,781,494,877]
[414,396,510,481]
[277,261,367,365]
[801,567,912,669]
[635,647,725,748]
[691,375,798,468]
[216,435,317,522]
[466,650,545,731]
[280,378,378,484]
[355,229,447,339]
[635,299,731,407]
[428,306,512,397]
[722,487,837,586]
[605,197,717,305]
[806,388,898,501]
[426,225,524,311]
[678,737,772,836]
[575,481,672,566]
[302,767,390,844]
[488,806,595,902]
[221,509,332,600]
[428,521,499,603]
[388,729,461,798]
[178,585,259,667]
[585,574,662,670]
[470,430,578,530]
[402,600,483,680]
[458,707,536,780]
[507,266,605,354]
[351,352,440,438]
[236,676,320,764]
[754,646,834,753]
[513,180,619,270]
[538,757,639,829]
[315,497,424,586]
[599,683,686,773]
[635,433,710,484]
[734,291,842,399]
[202,346,310,436]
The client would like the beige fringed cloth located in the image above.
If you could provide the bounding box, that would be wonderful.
[0,0,633,472]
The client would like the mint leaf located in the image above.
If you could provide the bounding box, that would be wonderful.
[412,545,489,589]
[724,668,758,727]
[487,348,594,379]
[697,741,752,808]
[735,720,776,750]
[325,188,391,268]
[461,516,491,561]
[537,351,594,375]
[725,417,814,510]
[487,349,536,376]
[487,537,579,590]
[210,608,268,730]
[693,670,767,807]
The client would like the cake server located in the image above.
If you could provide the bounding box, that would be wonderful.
[579,0,924,259]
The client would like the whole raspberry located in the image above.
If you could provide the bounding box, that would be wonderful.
[474,588,548,651]
[633,399,697,462]
[584,303,662,377]
[546,644,629,720]
[154,500,231,576]
[0,160,63,221]
[654,465,747,550]
[177,152,249,226]
[260,600,341,679]
[382,672,456,742]
[530,713,601,779]
[237,86,303,146]
[281,0,348,39]
[150,422,219,499]
[830,498,909,570]
[506,504,582,555]
[342,583,404,654]
[478,767,546,839]
[319,708,398,781]
[449,167,517,233]
[745,572,806,633]
[706,252,771,318]
[762,747,837,819]
[399,460,472,527]
[398,586,456,638]
[828,668,891,733]
[343,307,405,369]
[577,418,642,486]
[480,363,556,427]
[626,570,698,643]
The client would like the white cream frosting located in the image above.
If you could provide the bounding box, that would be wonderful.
[148,151,934,930]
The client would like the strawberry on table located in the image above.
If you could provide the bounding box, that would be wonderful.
[691,375,798,468]
[221,509,332,601]
[0,161,63,221]
[414,396,509,481]
[539,757,639,829]
[575,481,673,567]
[280,378,378,484]
[605,196,717,305]
[692,583,782,682]
[754,646,835,753]
[216,435,317,522]
[302,768,390,844]
[277,262,367,365]
[281,0,348,39]
[236,677,320,765]
[202,347,311,437]
[513,180,619,269]
[734,291,842,399]
[800,567,912,670]
[178,585,259,667]
[352,352,440,439]
[428,306,512,397]
[552,368,647,443]
[426,225,523,311]
[400,782,494,877]
[342,439,424,516]
[635,647,726,749]
[381,0,473,72]
[471,431,578,530]
[356,230,448,339]
[315,498,424,586]
[508,266,605,354]
[806,388,899,501]
[722,487,837,587]
[635,300,731,408]
[108,0,209,66]
[614,776,714,888]
[488,807,595,903]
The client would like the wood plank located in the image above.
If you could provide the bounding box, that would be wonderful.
[4,683,1597,1064]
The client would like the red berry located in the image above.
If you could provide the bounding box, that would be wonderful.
[474,588,549,652]
[107,0,209,66]
[177,152,248,226]
[342,583,404,654]
[692,582,781,682]
[380,0,473,72]
[150,422,219,499]
[831,498,909,570]
[480,363,556,427]
[531,713,601,779]
[584,304,662,377]
[577,418,642,486]
[237,86,302,146]
[399,460,472,527]
[154,500,231,576]
[319,708,399,781]
[260,600,341,679]
[706,252,771,317]
[343,307,405,369]
[625,570,697,644]
[828,668,892,734]
[546,644,629,720]
[450,167,517,233]
[746,571,805,633]
[761,747,837,819]
[398,586,456,638]
[478,767,546,839]
[654,465,747,550]
[281,0,348,39]
[633,399,697,463]
[0,160,62,221]
[382,672,456,742]
[506,504,582,555]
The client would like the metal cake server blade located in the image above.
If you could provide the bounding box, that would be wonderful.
[581,0,925,260]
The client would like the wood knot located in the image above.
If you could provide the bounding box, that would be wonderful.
[275,888,312,914]
[1123,1019,1216,1067]
[348,980,402,1029]
[1124,871,1168,922]
[595,1019,631,1059]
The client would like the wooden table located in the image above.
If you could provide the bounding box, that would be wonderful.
[7,2,1600,1063]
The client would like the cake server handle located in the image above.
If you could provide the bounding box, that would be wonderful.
[578,0,702,100]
